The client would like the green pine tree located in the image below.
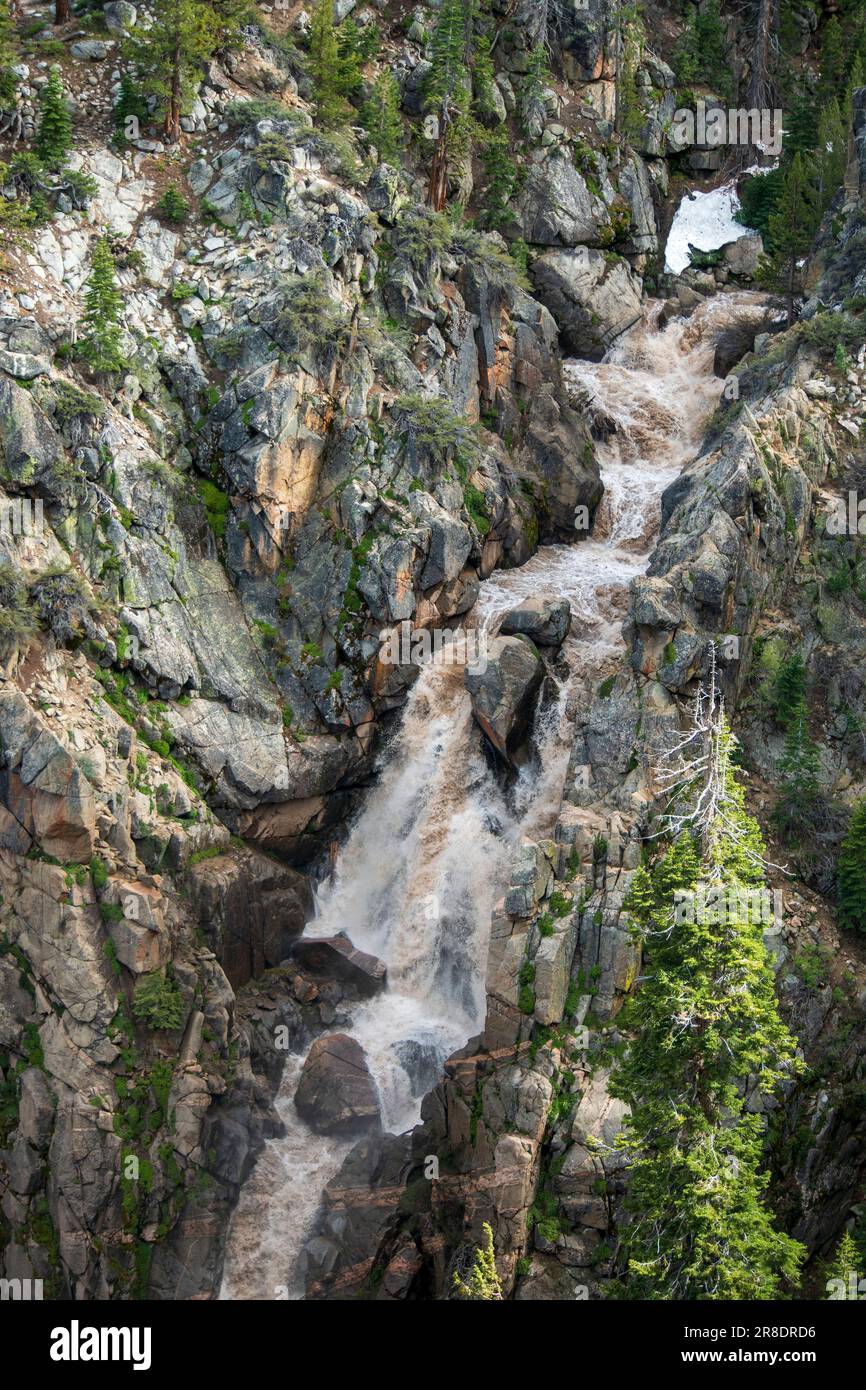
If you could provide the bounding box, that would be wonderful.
[35,64,72,170]
[772,699,823,847]
[361,71,403,164]
[125,0,242,143]
[337,16,378,83]
[844,53,866,129]
[471,31,499,122]
[818,18,846,106]
[774,650,807,729]
[78,237,125,374]
[784,86,820,161]
[673,0,731,101]
[837,797,866,933]
[519,42,551,137]
[759,152,819,325]
[478,126,517,233]
[452,1223,503,1300]
[825,1229,861,1297]
[210,0,251,48]
[816,98,847,210]
[308,0,361,129]
[156,184,189,222]
[736,167,784,242]
[424,0,473,209]
[611,725,805,1299]
[620,861,657,926]
[0,0,18,108]
[112,72,148,149]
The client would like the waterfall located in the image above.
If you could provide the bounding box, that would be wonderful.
[219,291,766,1301]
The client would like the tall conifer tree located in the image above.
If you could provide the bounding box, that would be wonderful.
[78,237,124,374]
[35,64,71,168]
[838,797,866,934]
[424,0,472,209]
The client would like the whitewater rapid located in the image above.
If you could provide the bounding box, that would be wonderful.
[219,291,765,1300]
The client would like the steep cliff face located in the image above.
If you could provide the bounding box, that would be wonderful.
[0,0,864,1304]
[0,5,609,1297]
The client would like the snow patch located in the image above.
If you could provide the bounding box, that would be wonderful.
[664,181,744,275]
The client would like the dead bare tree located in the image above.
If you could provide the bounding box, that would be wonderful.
[727,0,781,167]
[650,643,782,879]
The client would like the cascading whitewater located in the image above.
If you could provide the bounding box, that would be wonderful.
[219,291,766,1301]
[220,658,515,1300]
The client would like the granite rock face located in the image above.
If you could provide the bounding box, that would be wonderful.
[500,598,572,647]
[294,1035,381,1136]
[464,635,544,764]
[2,0,863,1311]
[531,247,644,359]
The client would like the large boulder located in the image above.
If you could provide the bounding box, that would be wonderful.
[103,2,137,36]
[500,598,572,647]
[293,933,386,997]
[531,248,643,359]
[294,1034,381,1135]
[464,635,543,764]
[516,158,605,247]
[722,232,763,278]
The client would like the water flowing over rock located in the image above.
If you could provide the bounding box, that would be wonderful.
[2,5,864,1315]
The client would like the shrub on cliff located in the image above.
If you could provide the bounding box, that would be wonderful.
[452,1223,503,1300]
[132,970,185,1031]
[0,562,37,663]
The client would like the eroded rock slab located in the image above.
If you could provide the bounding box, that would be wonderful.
[464,635,543,764]
[294,1034,381,1135]
[500,598,572,647]
[293,933,386,998]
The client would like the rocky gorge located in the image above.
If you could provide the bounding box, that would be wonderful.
[1,0,865,1307]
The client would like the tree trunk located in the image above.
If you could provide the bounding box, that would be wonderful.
[786,253,795,328]
[427,105,452,211]
[165,42,182,142]
[54,0,70,24]
[427,134,449,211]
[741,0,778,166]
[748,0,777,112]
